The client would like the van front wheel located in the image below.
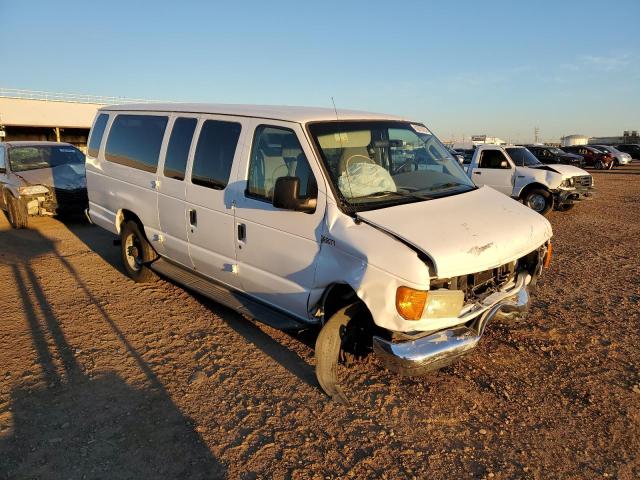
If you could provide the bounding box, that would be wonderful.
[120,220,158,283]
[315,303,374,404]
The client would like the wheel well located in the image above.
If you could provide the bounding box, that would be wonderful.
[519,182,549,200]
[321,284,359,323]
[115,209,142,234]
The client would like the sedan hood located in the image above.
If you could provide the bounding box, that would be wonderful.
[357,186,552,278]
[14,163,86,190]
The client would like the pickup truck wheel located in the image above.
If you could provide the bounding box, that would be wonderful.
[523,189,553,215]
[315,303,369,404]
[120,220,158,283]
[556,204,575,212]
[7,195,28,229]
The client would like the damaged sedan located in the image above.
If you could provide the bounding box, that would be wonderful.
[0,141,88,229]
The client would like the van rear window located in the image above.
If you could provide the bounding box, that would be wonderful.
[105,114,168,173]
[88,114,109,158]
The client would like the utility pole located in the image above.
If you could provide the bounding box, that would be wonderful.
[534,127,540,144]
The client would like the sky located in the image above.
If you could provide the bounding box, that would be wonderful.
[1,0,639,143]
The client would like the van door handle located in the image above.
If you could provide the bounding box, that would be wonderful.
[189,209,197,227]
[237,223,246,241]
[473,171,482,175]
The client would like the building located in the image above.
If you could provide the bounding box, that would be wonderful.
[0,88,161,152]
[450,135,507,150]
[561,131,639,147]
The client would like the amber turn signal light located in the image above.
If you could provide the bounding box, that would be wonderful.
[396,287,428,321]
[543,242,553,268]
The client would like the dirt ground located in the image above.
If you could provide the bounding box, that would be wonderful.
[1,163,639,480]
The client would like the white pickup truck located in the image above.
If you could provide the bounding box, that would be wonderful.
[465,145,594,215]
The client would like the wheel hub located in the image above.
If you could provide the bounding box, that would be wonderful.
[527,194,546,212]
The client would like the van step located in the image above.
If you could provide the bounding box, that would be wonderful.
[150,258,309,331]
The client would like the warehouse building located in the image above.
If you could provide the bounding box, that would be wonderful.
[0,88,158,152]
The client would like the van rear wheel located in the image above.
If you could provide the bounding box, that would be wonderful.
[523,188,553,216]
[120,220,158,283]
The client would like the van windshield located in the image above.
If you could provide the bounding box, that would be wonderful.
[9,145,85,172]
[308,121,475,211]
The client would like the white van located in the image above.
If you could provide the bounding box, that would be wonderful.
[86,104,553,402]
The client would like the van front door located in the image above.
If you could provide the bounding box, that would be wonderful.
[471,149,514,195]
[184,116,245,289]
[156,116,197,268]
[233,121,325,321]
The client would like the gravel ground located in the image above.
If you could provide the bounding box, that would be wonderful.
[0,163,639,479]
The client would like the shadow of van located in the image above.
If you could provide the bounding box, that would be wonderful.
[0,225,225,479]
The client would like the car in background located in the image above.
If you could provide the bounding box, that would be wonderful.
[0,141,87,228]
[447,148,465,164]
[561,145,615,170]
[525,145,585,168]
[590,145,631,166]
[614,144,640,160]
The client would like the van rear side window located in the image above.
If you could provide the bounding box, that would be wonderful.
[191,120,241,190]
[88,114,109,157]
[164,117,197,180]
[105,114,168,173]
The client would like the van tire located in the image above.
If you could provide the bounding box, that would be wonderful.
[523,188,553,216]
[120,220,158,283]
[7,195,28,229]
[315,303,366,404]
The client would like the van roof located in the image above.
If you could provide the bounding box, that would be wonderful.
[98,103,407,124]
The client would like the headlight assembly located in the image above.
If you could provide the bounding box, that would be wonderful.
[19,185,50,195]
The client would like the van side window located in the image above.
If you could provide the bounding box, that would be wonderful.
[88,114,109,157]
[105,114,168,173]
[479,150,510,169]
[164,117,197,180]
[191,120,241,190]
[0,147,5,171]
[247,126,317,202]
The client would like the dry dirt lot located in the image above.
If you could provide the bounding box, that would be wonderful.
[1,164,639,480]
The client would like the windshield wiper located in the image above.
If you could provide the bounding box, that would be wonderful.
[353,190,433,201]
[417,182,469,192]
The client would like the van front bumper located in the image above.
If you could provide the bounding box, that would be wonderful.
[372,272,530,377]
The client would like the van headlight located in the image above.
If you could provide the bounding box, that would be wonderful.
[19,185,50,195]
[396,287,464,320]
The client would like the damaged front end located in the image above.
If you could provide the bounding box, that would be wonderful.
[19,185,88,216]
[373,243,550,376]
[554,175,595,207]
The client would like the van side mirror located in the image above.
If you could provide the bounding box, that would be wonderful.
[500,160,509,168]
[272,176,316,213]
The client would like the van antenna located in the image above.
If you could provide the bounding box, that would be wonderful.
[331,97,339,120]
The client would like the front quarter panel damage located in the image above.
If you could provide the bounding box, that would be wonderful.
[311,202,431,333]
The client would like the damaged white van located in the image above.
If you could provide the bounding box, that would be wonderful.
[86,104,553,402]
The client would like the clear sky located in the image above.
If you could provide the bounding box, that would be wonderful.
[2,0,639,143]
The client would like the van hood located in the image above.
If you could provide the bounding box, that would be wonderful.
[532,163,588,178]
[14,163,86,190]
[357,186,552,278]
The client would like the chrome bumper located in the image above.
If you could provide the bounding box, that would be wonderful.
[373,272,530,377]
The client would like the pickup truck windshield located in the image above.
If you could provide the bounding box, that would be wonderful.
[308,121,475,210]
[9,145,85,172]
[506,147,542,167]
